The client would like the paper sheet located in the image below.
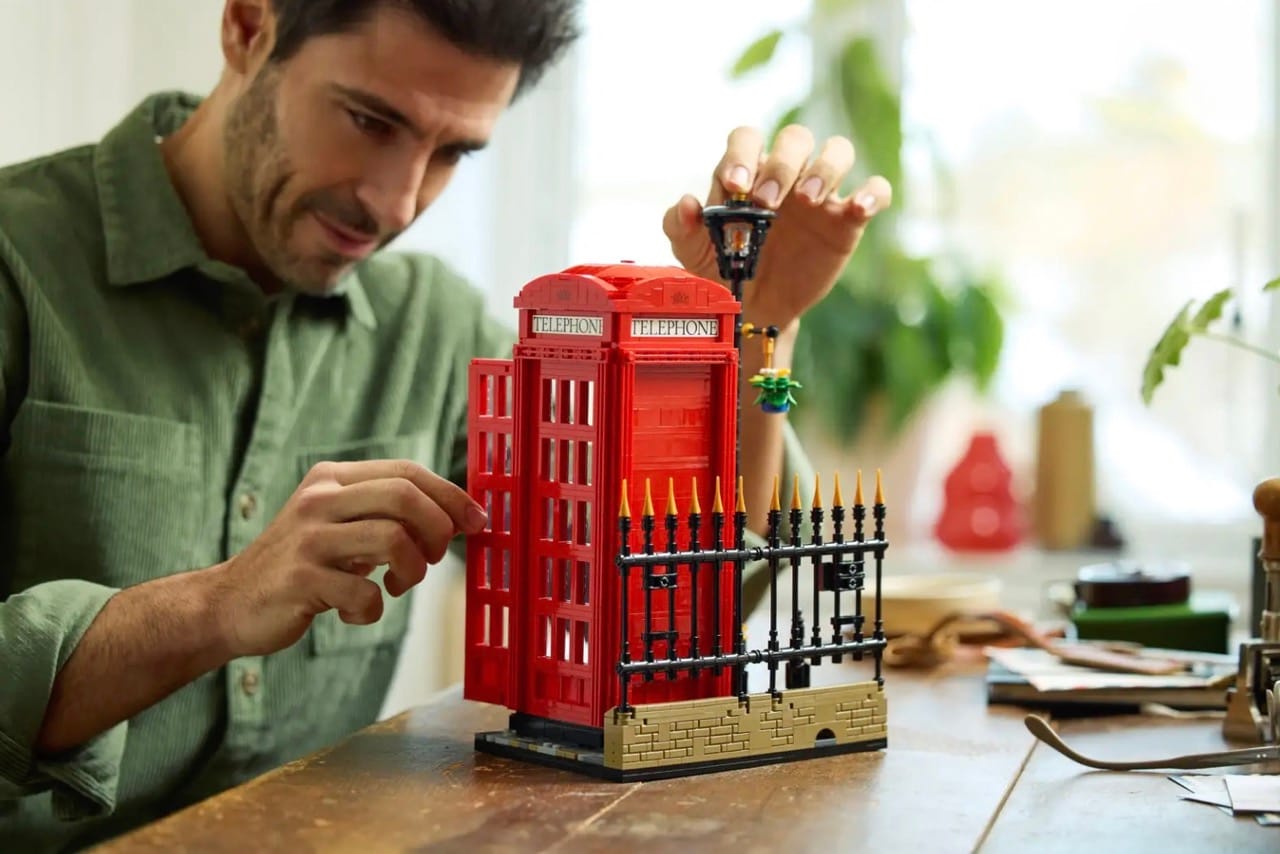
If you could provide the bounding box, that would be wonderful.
[986,646,1236,692]
[1170,775,1280,825]
[1224,775,1280,813]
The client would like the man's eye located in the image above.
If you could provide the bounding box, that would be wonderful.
[348,110,392,138]
[436,148,473,166]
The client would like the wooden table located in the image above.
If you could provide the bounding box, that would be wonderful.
[96,656,1276,853]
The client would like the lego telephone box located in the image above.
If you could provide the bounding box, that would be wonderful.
[465,263,744,736]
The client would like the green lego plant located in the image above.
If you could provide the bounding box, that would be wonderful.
[730,8,1006,443]
[1141,277,1280,405]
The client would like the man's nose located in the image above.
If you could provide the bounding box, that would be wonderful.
[357,159,424,235]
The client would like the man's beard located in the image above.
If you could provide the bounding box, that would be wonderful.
[223,68,389,293]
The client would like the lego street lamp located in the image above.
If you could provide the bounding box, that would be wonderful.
[702,192,775,301]
[701,189,777,453]
[703,191,776,697]
[702,191,775,373]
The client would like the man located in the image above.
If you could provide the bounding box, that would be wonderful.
[0,0,890,849]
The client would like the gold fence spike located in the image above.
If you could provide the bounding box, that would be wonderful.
[770,475,781,512]
[666,477,678,516]
[812,473,823,510]
[736,476,747,514]
[713,476,724,514]
[855,469,864,505]
[643,478,654,518]
[690,477,702,514]
[833,472,844,507]
[791,474,803,511]
[875,468,885,504]
[619,478,631,518]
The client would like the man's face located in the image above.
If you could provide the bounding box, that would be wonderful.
[223,5,520,293]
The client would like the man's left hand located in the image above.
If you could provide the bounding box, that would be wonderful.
[663,124,892,331]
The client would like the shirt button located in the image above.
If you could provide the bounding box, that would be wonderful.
[238,492,258,520]
[240,669,260,696]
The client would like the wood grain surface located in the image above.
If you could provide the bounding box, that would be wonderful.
[94,659,1278,853]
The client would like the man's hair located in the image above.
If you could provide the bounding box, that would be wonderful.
[269,0,581,94]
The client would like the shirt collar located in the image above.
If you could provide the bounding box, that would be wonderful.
[93,91,376,330]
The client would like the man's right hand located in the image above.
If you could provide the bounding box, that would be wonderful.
[208,459,489,658]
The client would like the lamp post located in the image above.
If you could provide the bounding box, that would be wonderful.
[702,192,776,478]
[703,192,775,698]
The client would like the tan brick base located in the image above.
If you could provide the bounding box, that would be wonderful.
[603,681,887,771]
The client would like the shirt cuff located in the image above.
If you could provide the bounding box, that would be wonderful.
[0,579,126,819]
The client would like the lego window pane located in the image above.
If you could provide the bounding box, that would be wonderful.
[540,437,556,482]
[577,502,591,546]
[560,499,574,542]
[541,377,556,423]
[573,621,588,665]
[561,559,573,603]
[577,381,593,426]
[561,439,574,484]
[577,561,591,605]
[558,618,571,661]
[542,557,554,599]
[578,440,592,487]
[561,379,575,424]
[499,373,513,418]
[480,604,490,645]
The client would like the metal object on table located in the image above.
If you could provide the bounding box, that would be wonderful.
[1025,713,1280,771]
[1223,477,1280,743]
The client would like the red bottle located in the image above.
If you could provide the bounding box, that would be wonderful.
[934,431,1025,551]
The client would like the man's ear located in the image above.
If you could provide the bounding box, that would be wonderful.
[222,0,276,75]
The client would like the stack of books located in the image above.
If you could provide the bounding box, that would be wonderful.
[985,646,1238,712]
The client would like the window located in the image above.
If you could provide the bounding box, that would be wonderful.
[570,1,813,265]
[899,0,1275,528]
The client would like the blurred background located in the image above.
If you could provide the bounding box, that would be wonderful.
[4,0,1277,713]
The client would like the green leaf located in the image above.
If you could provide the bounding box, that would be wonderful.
[952,282,1004,390]
[838,37,903,197]
[730,30,784,78]
[1141,301,1193,405]
[1264,276,1280,292]
[1188,288,1233,332]
[883,321,941,434]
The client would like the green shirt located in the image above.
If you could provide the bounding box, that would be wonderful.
[0,91,815,851]
[0,91,515,852]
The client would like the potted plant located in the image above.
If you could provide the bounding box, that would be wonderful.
[1142,278,1280,405]
[729,5,1006,453]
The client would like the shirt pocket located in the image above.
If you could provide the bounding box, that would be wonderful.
[294,431,435,655]
[4,399,203,592]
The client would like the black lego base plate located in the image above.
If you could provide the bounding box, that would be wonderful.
[474,729,887,782]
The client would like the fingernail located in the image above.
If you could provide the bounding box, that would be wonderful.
[466,504,489,532]
[756,180,780,208]
[856,193,878,215]
[799,176,823,201]
[729,165,750,190]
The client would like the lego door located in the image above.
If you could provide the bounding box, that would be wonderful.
[463,360,516,707]
[625,361,735,704]
[520,362,599,726]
